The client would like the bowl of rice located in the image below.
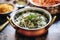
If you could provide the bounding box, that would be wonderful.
[10,7,53,37]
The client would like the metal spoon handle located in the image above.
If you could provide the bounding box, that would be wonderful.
[0,20,9,31]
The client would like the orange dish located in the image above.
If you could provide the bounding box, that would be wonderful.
[32,0,60,7]
[0,3,14,14]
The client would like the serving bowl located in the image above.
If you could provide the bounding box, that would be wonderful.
[29,0,60,14]
[14,0,29,8]
[8,7,56,37]
[0,3,17,15]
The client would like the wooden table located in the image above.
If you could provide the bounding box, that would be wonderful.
[0,14,60,40]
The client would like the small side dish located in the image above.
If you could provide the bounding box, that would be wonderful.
[15,0,28,7]
[16,0,26,5]
[0,3,14,14]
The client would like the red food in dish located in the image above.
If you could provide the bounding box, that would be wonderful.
[32,0,60,7]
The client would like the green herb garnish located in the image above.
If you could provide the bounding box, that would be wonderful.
[26,13,38,20]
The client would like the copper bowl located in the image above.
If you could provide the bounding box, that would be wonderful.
[8,7,56,37]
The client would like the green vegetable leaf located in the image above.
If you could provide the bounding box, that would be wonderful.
[26,13,37,20]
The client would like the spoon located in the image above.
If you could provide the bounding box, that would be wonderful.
[0,20,9,31]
